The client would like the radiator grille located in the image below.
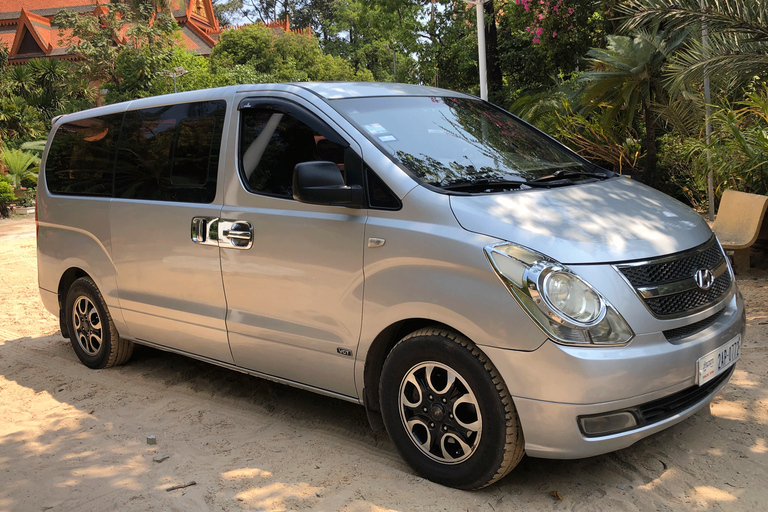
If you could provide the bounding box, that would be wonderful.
[617,238,731,318]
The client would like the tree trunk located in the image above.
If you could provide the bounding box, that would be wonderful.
[484,0,503,103]
[644,102,658,187]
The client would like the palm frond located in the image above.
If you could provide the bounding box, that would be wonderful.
[620,0,768,44]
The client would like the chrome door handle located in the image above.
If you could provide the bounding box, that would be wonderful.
[223,229,252,241]
[219,220,254,250]
[191,217,219,246]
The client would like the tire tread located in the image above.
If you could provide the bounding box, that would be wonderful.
[395,326,525,489]
[68,277,133,369]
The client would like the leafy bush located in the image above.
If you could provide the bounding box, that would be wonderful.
[0,181,15,218]
[17,188,35,207]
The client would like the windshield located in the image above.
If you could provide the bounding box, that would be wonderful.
[332,96,607,191]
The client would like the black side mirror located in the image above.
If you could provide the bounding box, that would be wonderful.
[292,161,365,208]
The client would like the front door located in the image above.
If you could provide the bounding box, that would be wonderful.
[220,97,366,397]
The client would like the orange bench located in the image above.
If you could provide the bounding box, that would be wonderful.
[712,189,768,272]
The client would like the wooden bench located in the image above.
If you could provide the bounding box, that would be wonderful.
[712,189,768,273]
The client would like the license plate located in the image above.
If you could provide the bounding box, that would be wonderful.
[697,334,741,386]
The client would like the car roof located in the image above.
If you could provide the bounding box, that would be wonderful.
[50,82,477,128]
[292,82,477,100]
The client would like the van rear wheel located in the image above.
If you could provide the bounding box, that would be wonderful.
[65,277,133,369]
[379,327,524,489]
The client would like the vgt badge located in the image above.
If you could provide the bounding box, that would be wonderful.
[694,268,715,291]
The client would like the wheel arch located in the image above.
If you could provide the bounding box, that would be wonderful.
[57,267,91,339]
[362,319,474,421]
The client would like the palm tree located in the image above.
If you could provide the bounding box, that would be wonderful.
[0,96,46,140]
[0,147,40,190]
[620,0,768,90]
[577,27,689,186]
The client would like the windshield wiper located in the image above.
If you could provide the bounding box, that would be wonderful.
[525,169,612,187]
[435,178,527,191]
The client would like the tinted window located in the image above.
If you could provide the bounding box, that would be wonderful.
[240,108,349,199]
[367,167,400,209]
[45,114,123,196]
[114,100,225,203]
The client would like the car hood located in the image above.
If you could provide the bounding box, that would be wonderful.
[449,177,712,264]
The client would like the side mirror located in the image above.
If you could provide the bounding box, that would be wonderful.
[293,161,364,208]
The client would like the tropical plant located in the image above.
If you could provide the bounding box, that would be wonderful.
[20,140,47,155]
[620,0,768,90]
[0,147,41,190]
[0,96,46,140]
[554,108,644,174]
[576,26,690,186]
[0,181,15,218]
[685,92,768,199]
[210,23,373,82]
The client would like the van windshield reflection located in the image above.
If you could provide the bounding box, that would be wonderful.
[332,96,612,191]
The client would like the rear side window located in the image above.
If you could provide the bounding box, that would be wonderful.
[45,114,123,196]
[114,100,226,203]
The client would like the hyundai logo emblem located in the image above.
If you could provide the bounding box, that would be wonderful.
[694,268,715,291]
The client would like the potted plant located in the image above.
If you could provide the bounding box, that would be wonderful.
[15,188,35,215]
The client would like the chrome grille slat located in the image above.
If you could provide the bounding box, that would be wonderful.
[616,238,732,318]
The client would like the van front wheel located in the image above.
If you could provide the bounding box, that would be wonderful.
[65,277,133,369]
[379,327,525,489]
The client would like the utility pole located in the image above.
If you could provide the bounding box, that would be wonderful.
[475,0,488,100]
[701,0,714,221]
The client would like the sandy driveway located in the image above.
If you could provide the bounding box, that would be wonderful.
[1,215,766,512]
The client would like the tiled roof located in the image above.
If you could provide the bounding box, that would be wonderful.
[0,0,302,63]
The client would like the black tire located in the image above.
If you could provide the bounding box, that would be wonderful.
[64,276,134,369]
[379,327,524,489]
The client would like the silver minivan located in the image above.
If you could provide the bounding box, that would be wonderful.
[37,82,745,489]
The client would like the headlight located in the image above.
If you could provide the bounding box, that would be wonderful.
[485,243,634,346]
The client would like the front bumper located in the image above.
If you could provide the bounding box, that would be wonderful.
[482,291,745,459]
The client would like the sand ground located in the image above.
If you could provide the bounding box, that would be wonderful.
[1,215,766,512]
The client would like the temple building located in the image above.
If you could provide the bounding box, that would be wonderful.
[0,0,223,65]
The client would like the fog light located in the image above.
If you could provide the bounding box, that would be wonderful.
[579,411,638,437]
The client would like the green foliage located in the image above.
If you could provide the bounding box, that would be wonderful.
[210,24,372,83]
[417,0,478,93]
[20,140,47,155]
[0,96,46,141]
[0,181,15,218]
[322,0,421,82]
[212,0,244,26]
[553,108,644,175]
[0,146,41,190]
[16,188,36,207]
[621,0,768,90]
[55,2,178,103]
[498,0,608,102]
[52,6,124,85]
[656,133,709,208]
[575,27,691,185]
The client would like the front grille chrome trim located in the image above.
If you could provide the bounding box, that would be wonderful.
[636,259,729,299]
[613,236,734,319]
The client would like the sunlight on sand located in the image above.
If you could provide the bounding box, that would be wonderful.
[233,481,322,508]
[711,400,750,422]
[221,467,273,480]
[730,369,760,388]
[693,485,738,504]
[750,438,768,454]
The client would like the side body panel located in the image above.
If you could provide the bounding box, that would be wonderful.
[109,200,232,362]
[220,91,366,397]
[37,196,128,332]
[355,185,549,399]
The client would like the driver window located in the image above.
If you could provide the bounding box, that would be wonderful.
[240,108,346,198]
